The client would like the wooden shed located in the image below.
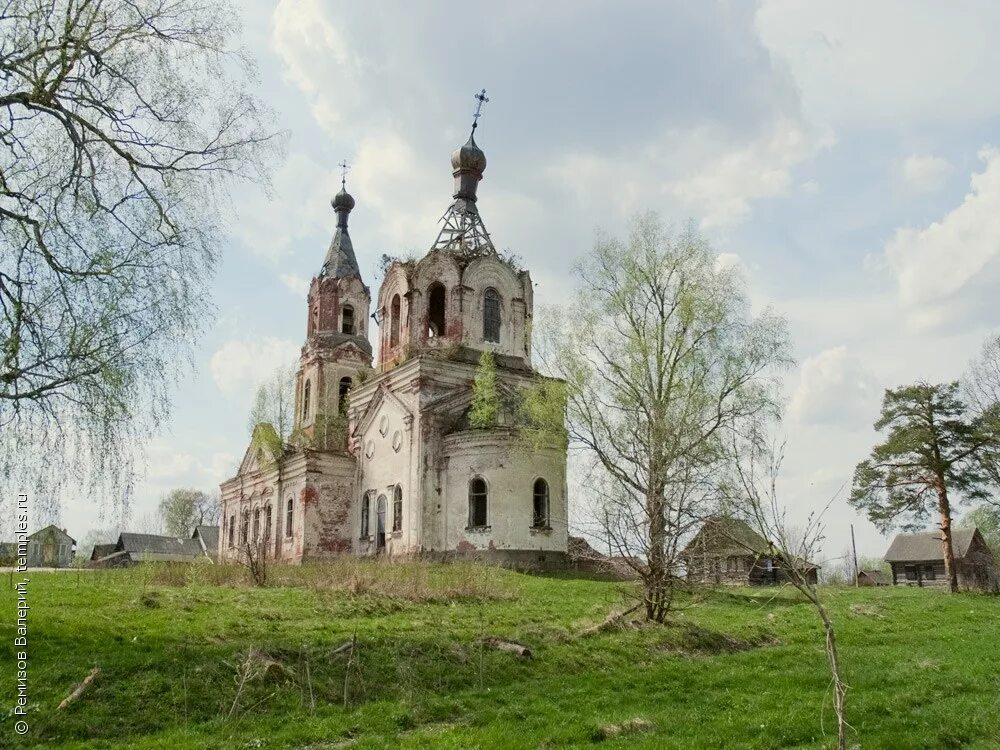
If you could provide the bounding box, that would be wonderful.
[856,570,887,587]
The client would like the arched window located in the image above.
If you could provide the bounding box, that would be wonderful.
[360,493,370,537]
[264,506,272,546]
[532,478,549,528]
[228,515,235,548]
[427,283,446,338]
[483,288,501,343]
[392,485,403,532]
[469,477,488,528]
[302,380,311,421]
[339,376,352,414]
[376,495,387,551]
[390,294,401,347]
[342,305,355,335]
[241,512,249,544]
[285,497,294,538]
[252,508,261,541]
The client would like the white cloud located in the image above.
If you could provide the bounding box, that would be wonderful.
[232,153,339,262]
[789,346,881,428]
[280,273,309,297]
[884,146,1000,329]
[900,154,952,193]
[756,1,1000,128]
[210,337,300,397]
[551,119,831,230]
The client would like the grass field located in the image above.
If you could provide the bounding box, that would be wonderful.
[2,562,999,749]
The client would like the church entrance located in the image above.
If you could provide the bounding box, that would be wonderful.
[376,495,387,553]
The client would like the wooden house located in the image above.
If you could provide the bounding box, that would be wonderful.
[91,532,207,567]
[883,528,997,591]
[681,516,819,586]
[24,525,76,568]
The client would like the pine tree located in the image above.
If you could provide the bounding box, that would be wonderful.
[850,381,992,593]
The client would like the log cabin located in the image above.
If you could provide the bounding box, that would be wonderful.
[883,528,997,591]
[681,516,819,586]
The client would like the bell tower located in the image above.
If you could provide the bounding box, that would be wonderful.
[293,170,372,448]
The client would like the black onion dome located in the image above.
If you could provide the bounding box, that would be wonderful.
[451,132,487,175]
[331,187,355,212]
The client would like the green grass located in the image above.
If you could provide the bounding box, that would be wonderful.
[2,562,999,749]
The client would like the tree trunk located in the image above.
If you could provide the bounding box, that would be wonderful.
[815,601,847,750]
[935,479,959,594]
[645,479,669,623]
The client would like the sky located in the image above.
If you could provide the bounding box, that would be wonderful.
[44,0,1000,564]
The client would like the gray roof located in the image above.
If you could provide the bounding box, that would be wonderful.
[90,543,116,560]
[193,526,219,554]
[884,529,979,562]
[29,524,76,544]
[682,516,771,557]
[858,569,886,583]
[116,533,203,562]
[320,227,361,280]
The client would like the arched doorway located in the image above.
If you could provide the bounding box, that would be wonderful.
[376,495,387,553]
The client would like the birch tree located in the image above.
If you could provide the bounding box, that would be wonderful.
[0,0,278,504]
[536,214,791,622]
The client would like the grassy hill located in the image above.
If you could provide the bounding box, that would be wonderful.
[2,562,998,749]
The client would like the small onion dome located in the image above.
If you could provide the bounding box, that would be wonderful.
[331,187,355,212]
[451,132,487,175]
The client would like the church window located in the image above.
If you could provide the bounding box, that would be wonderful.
[339,376,352,414]
[264,506,272,545]
[484,288,501,343]
[285,497,294,538]
[252,508,260,541]
[392,485,403,532]
[468,477,488,528]
[342,305,355,335]
[376,495,387,551]
[302,380,311,421]
[241,512,249,545]
[361,493,370,537]
[390,294,401,347]
[532,478,549,528]
[228,515,235,548]
[427,283,446,338]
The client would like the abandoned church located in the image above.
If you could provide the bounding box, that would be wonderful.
[219,109,569,568]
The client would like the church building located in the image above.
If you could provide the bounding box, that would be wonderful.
[219,103,569,568]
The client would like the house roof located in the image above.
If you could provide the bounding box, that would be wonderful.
[682,516,771,557]
[29,524,76,544]
[884,529,979,562]
[858,569,886,584]
[90,544,117,560]
[193,526,219,554]
[116,533,204,562]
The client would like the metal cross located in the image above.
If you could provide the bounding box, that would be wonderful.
[337,159,350,187]
[472,88,489,130]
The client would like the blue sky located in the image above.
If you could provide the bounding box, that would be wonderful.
[52,0,1000,562]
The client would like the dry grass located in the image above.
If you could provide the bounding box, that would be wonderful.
[145,558,517,603]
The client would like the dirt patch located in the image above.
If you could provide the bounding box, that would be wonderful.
[849,602,885,619]
[592,718,654,742]
[657,623,778,656]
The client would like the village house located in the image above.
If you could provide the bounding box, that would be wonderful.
[90,529,217,567]
[21,526,76,568]
[218,107,569,568]
[681,516,820,586]
[883,528,997,591]
[1,525,76,568]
